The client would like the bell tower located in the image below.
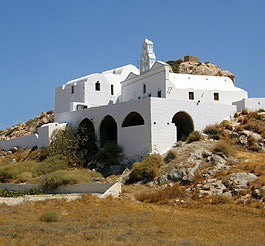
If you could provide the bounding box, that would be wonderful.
[140,38,156,74]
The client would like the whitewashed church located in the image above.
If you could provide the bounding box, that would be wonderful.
[1,39,265,157]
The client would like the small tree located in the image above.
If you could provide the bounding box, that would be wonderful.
[48,125,98,167]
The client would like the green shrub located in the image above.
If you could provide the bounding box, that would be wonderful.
[0,161,36,182]
[129,154,164,182]
[40,212,59,223]
[16,172,32,182]
[94,143,123,168]
[0,189,42,198]
[203,125,220,140]
[186,131,202,143]
[0,156,68,182]
[258,108,265,113]
[166,59,184,73]
[34,155,68,176]
[48,125,98,167]
[40,169,102,190]
[163,150,177,163]
[211,141,233,157]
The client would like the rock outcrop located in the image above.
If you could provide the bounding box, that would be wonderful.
[0,110,54,141]
[167,57,236,83]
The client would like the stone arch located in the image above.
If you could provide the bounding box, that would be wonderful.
[122,112,145,127]
[172,111,194,141]
[100,115,117,147]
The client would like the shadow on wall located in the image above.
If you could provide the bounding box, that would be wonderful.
[100,115,117,147]
[172,111,194,141]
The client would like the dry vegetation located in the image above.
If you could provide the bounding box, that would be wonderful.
[0,195,264,246]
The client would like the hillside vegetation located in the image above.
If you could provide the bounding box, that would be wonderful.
[0,109,265,245]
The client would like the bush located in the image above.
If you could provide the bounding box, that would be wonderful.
[48,125,98,167]
[40,169,102,190]
[40,212,59,223]
[0,156,68,182]
[186,131,202,143]
[94,143,123,168]
[211,141,233,157]
[163,150,177,163]
[258,108,265,113]
[34,155,68,176]
[203,125,220,140]
[129,154,163,182]
[0,161,36,182]
[166,59,184,73]
[241,109,249,115]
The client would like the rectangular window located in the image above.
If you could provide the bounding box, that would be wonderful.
[143,84,146,94]
[214,92,219,101]
[148,93,151,97]
[95,81,100,91]
[111,84,114,95]
[189,91,194,100]
[157,90,161,98]
[71,85,74,94]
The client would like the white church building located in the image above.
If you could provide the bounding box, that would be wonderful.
[1,38,265,157]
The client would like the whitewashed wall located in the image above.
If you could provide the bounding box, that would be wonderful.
[38,123,67,148]
[149,97,237,153]
[0,134,38,151]
[121,62,167,102]
[233,98,265,112]
[55,98,152,157]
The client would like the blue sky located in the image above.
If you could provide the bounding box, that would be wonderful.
[0,0,264,130]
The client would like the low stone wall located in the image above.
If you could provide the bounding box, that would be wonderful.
[0,134,38,151]
[0,182,121,206]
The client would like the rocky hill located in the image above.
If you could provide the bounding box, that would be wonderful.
[167,56,236,83]
[0,110,54,141]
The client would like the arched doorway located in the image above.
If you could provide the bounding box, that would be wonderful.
[77,118,98,163]
[100,115,117,147]
[172,111,194,141]
[122,112,145,127]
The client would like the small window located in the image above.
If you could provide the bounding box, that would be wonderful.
[189,91,194,100]
[214,93,219,101]
[95,81,100,91]
[143,84,146,94]
[111,84,114,95]
[71,85,74,94]
[148,93,151,97]
[138,96,141,99]
[157,90,161,98]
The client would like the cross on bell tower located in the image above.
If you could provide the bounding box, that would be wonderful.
[140,38,156,74]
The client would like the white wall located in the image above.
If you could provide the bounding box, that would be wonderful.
[119,125,151,157]
[233,98,265,112]
[121,62,167,102]
[149,98,237,153]
[0,134,38,151]
[55,98,152,157]
[38,123,67,148]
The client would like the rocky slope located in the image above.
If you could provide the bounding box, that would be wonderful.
[0,110,54,141]
[167,56,236,83]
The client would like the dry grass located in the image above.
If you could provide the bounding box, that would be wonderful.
[0,195,264,246]
[186,131,202,143]
[135,184,187,204]
[128,154,164,182]
[40,169,102,189]
[163,150,178,163]
[211,141,234,157]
